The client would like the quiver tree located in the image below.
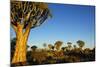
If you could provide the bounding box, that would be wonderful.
[67,42,72,50]
[77,40,85,50]
[48,44,53,51]
[54,41,63,51]
[43,43,47,50]
[73,45,77,50]
[31,45,37,52]
[11,1,51,64]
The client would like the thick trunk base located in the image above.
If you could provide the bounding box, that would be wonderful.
[11,31,28,65]
[11,36,27,65]
[11,22,30,66]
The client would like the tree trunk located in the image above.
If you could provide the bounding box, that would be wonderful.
[11,24,30,65]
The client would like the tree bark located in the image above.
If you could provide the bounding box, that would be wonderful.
[11,23,30,65]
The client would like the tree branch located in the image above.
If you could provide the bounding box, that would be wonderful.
[24,22,32,37]
[24,10,32,22]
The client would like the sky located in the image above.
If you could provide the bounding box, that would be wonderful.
[11,3,95,48]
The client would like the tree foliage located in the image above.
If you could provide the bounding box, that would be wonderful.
[31,45,38,51]
[11,1,51,31]
[67,42,72,45]
[43,43,47,48]
[67,42,72,50]
[77,40,85,49]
